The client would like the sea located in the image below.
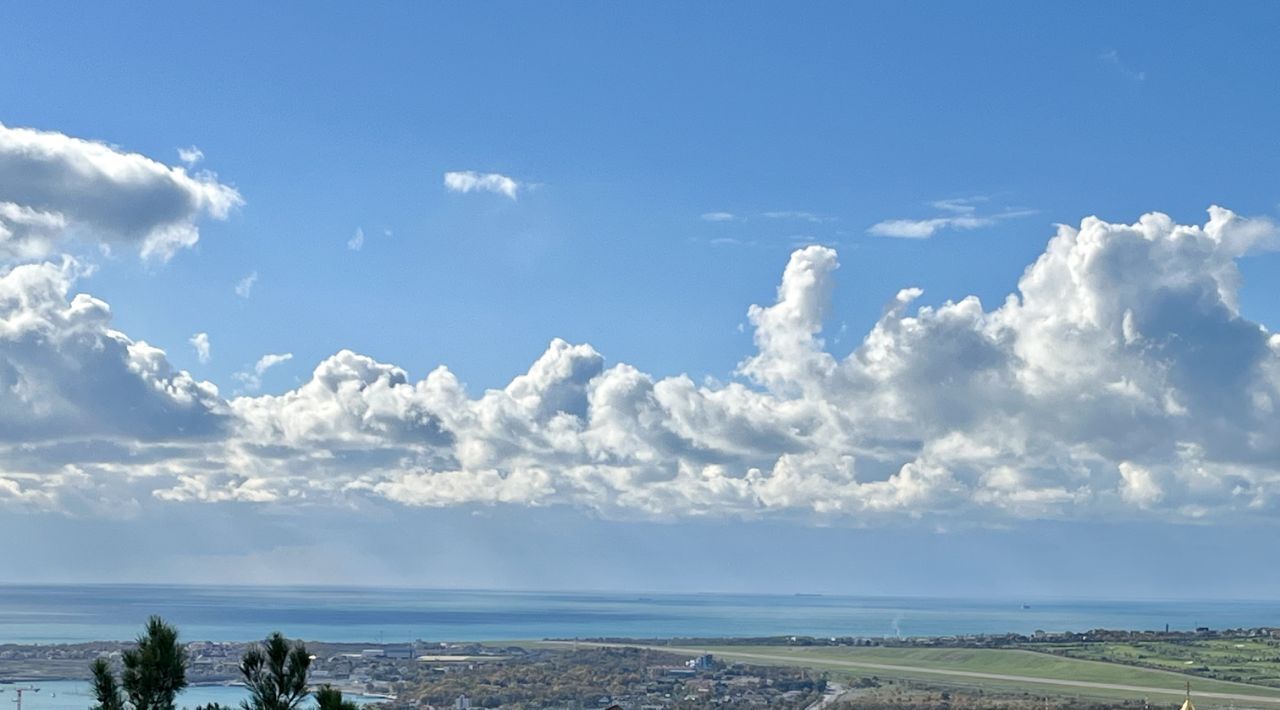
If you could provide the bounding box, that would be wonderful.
[0,682,380,710]
[1,585,1278,646]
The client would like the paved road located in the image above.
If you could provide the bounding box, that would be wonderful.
[551,642,1280,706]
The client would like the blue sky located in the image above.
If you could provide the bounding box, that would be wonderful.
[8,2,1280,393]
[3,3,1280,596]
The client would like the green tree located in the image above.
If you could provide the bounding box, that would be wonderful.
[239,632,312,710]
[90,658,124,710]
[313,686,358,710]
[90,617,188,710]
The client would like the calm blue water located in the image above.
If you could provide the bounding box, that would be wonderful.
[0,585,1276,644]
[0,680,380,710]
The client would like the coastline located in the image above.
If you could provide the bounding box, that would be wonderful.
[9,628,1280,709]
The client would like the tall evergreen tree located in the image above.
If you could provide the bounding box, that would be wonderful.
[89,617,187,710]
[122,616,189,710]
[90,658,125,710]
[239,632,312,710]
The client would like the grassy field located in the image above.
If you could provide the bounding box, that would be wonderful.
[670,645,1280,706]
[1032,639,1280,688]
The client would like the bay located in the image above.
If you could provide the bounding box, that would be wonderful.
[0,681,381,710]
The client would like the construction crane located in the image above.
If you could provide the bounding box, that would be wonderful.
[8,686,40,710]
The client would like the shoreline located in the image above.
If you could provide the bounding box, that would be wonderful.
[9,631,1280,708]
[4,622,1278,648]
[0,679,393,701]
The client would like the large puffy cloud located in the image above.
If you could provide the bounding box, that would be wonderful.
[0,256,229,514]
[5,207,1280,526]
[0,123,241,260]
[0,258,227,443]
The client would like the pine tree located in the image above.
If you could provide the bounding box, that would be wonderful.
[90,617,188,710]
[90,658,124,710]
[239,632,313,710]
[313,686,358,710]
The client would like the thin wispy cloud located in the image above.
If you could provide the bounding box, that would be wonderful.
[443,170,520,200]
[869,197,1036,239]
[784,234,826,247]
[1099,49,1146,81]
[189,332,211,364]
[700,210,835,225]
[348,227,365,251]
[234,271,258,298]
[177,145,204,166]
[233,352,293,392]
[930,196,988,214]
[701,211,737,222]
[699,209,842,249]
[869,215,995,239]
[761,210,834,223]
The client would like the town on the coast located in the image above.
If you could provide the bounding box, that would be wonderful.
[5,621,1280,710]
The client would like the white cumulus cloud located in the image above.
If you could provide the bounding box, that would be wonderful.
[0,123,241,261]
[443,171,520,200]
[0,258,226,447]
[5,206,1280,530]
